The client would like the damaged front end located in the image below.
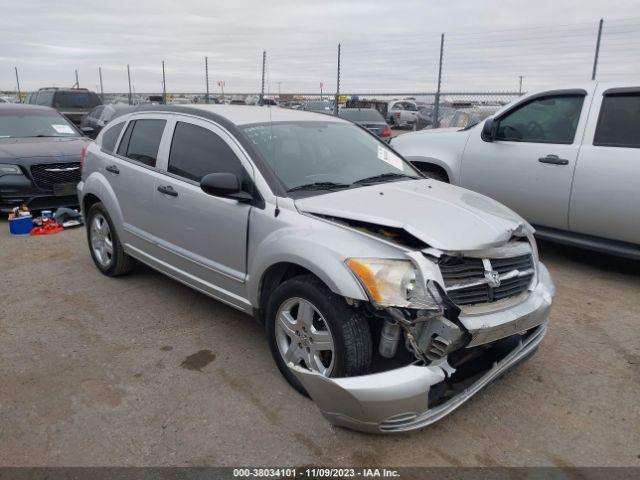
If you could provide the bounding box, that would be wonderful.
[290,231,555,434]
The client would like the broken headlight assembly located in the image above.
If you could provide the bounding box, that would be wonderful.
[345,258,442,310]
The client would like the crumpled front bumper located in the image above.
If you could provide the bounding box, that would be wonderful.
[291,263,554,434]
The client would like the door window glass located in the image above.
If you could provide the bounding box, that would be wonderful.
[35,91,54,106]
[496,95,584,144]
[168,122,246,182]
[117,119,166,167]
[594,93,640,148]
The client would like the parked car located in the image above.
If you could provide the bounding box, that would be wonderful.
[338,108,392,140]
[301,100,333,113]
[78,104,554,433]
[391,82,640,259]
[432,106,501,130]
[386,99,418,128]
[26,87,102,125]
[413,105,457,131]
[0,104,89,212]
[80,104,136,139]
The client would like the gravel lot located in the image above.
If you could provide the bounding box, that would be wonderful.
[1,220,639,467]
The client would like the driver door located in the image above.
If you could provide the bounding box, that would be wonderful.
[460,91,590,230]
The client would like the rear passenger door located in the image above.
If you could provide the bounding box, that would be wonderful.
[569,86,640,245]
[148,117,255,308]
[106,115,170,251]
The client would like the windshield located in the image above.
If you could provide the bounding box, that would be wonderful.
[242,121,420,192]
[0,110,80,138]
[54,91,101,109]
[339,109,384,122]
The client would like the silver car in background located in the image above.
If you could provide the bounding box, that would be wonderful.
[78,105,554,433]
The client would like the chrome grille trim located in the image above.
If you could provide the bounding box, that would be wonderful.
[30,162,81,191]
[438,243,535,306]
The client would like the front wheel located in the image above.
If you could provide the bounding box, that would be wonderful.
[265,275,372,394]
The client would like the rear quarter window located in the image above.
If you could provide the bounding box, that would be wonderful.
[594,93,640,148]
[101,122,125,153]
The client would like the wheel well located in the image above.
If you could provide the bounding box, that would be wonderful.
[82,193,101,216]
[256,263,316,323]
[412,162,449,182]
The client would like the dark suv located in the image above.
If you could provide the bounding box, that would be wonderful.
[26,88,102,126]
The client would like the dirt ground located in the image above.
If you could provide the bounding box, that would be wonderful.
[0,221,638,467]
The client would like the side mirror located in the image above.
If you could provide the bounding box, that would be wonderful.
[481,118,497,142]
[81,126,95,137]
[200,172,253,202]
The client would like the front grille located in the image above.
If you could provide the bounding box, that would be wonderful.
[439,251,535,306]
[30,163,81,191]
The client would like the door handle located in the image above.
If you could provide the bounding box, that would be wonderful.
[157,185,178,197]
[538,155,569,165]
[105,165,120,174]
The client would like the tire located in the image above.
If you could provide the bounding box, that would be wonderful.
[265,274,372,394]
[86,202,135,277]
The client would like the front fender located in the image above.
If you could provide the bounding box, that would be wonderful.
[247,209,408,307]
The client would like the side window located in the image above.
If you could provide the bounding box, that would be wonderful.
[594,93,640,148]
[36,91,54,106]
[116,119,166,167]
[496,95,584,144]
[168,122,246,182]
[101,122,125,153]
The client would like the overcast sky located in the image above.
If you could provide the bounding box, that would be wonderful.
[1,0,639,94]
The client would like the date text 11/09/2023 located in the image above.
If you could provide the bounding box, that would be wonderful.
[233,468,401,478]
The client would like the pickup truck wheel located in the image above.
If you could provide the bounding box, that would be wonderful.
[266,274,372,394]
[86,202,135,277]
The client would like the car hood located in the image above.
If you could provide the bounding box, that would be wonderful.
[0,137,87,161]
[295,179,529,251]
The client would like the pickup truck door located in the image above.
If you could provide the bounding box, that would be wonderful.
[568,85,640,245]
[147,117,254,310]
[460,89,591,230]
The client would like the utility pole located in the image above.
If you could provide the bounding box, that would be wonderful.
[74,69,79,88]
[433,33,445,128]
[127,64,132,105]
[14,67,22,103]
[518,75,524,95]
[592,18,604,81]
[260,51,266,105]
[320,81,323,101]
[205,56,210,104]
[99,67,104,102]
[334,43,341,115]
[162,60,167,104]
[277,81,281,98]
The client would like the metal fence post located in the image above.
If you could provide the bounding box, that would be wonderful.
[334,43,341,115]
[260,51,266,105]
[592,18,604,81]
[433,33,444,128]
[162,60,167,104]
[99,67,104,102]
[127,64,132,105]
[14,67,22,103]
[205,56,210,104]
[74,69,79,88]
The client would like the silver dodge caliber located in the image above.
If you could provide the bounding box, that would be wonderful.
[78,105,555,433]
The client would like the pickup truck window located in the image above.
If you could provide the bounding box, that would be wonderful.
[496,95,584,144]
[594,93,640,148]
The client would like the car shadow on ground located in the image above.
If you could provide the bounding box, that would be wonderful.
[537,239,640,276]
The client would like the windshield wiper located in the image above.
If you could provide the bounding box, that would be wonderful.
[352,172,414,185]
[287,181,352,193]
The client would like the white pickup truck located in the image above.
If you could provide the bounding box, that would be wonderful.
[391,82,640,259]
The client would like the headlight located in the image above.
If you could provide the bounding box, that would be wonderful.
[346,258,443,309]
[0,164,23,176]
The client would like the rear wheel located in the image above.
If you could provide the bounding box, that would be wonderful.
[265,275,372,394]
[86,202,135,276]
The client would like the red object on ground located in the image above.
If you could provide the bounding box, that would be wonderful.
[30,219,64,236]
